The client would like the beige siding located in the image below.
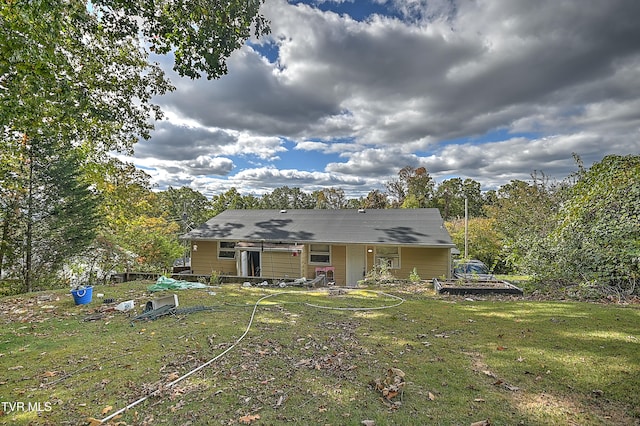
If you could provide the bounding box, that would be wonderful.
[260,251,302,279]
[331,245,346,286]
[191,241,238,275]
[364,246,450,280]
[397,247,450,280]
[191,240,450,282]
[301,244,347,285]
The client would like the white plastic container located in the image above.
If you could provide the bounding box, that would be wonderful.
[115,300,135,311]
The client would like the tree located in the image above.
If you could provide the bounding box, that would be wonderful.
[211,188,257,215]
[3,137,100,292]
[119,215,184,272]
[1,0,268,291]
[260,186,315,210]
[485,173,567,273]
[543,155,640,292]
[93,0,269,79]
[157,187,214,233]
[0,136,23,279]
[314,188,347,209]
[461,178,484,218]
[445,217,507,273]
[386,166,434,208]
[85,159,183,276]
[1,1,169,290]
[361,190,388,209]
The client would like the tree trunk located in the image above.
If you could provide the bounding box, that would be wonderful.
[24,148,34,293]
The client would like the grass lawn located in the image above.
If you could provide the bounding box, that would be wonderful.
[1,281,639,425]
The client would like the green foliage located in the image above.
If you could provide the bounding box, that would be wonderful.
[210,270,221,285]
[400,193,421,208]
[363,262,395,282]
[92,0,270,79]
[542,155,640,292]
[485,174,569,273]
[0,136,101,292]
[313,187,348,209]
[210,187,258,215]
[386,166,434,208]
[259,186,315,209]
[157,186,215,232]
[119,216,184,272]
[0,0,268,293]
[431,178,484,220]
[361,189,389,209]
[446,217,507,273]
[409,267,421,282]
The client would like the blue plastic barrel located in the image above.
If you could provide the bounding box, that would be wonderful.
[71,286,93,305]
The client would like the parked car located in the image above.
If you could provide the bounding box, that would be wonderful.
[172,257,191,274]
[453,259,496,281]
[173,257,191,267]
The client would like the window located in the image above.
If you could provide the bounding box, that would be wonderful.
[375,246,400,269]
[218,241,236,259]
[309,244,330,264]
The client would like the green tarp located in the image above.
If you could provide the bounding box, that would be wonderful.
[147,276,211,292]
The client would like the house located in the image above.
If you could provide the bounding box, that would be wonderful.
[181,208,455,287]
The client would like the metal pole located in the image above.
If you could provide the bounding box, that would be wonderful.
[464,197,468,259]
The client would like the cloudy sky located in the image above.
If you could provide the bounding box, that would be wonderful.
[120,0,640,198]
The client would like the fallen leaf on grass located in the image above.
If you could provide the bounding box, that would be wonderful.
[470,420,491,426]
[239,414,260,424]
[87,418,102,426]
[274,394,286,408]
[101,405,113,415]
[170,400,185,412]
[361,420,375,426]
[42,371,57,377]
[8,365,24,370]
[428,391,436,400]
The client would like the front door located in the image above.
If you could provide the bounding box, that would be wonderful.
[346,245,366,287]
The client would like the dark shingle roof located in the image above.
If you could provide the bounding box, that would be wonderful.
[182,209,454,247]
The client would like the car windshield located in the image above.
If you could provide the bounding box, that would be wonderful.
[455,262,490,274]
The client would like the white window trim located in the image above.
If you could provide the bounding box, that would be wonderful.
[309,244,331,265]
[375,246,401,269]
[218,241,236,260]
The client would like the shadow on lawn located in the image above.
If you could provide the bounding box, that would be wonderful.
[455,301,640,422]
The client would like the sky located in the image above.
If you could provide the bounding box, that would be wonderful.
[118,0,640,198]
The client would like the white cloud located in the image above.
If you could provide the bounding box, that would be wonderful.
[130,0,640,197]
